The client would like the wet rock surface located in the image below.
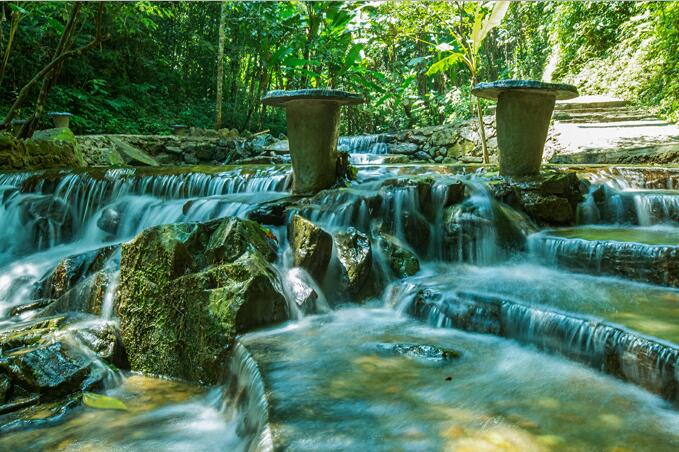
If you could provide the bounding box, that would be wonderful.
[1,343,92,396]
[0,128,84,171]
[284,268,319,315]
[377,234,420,278]
[117,216,287,384]
[0,315,124,414]
[37,246,117,301]
[486,170,584,226]
[289,215,333,281]
[372,343,462,361]
[334,228,372,295]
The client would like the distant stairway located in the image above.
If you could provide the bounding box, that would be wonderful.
[548,95,679,164]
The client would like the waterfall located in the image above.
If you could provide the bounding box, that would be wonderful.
[0,167,292,321]
[388,279,679,403]
[528,229,679,287]
[338,135,388,155]
[338,135,389,164]
[579,168,679,225]
[219,342,273,451]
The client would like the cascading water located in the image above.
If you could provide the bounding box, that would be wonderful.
[578,168,679,225]
[3,163,679,449]
[0,167,292,319]
[338,134,390,164]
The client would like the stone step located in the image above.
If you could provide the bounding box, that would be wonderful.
[555,95,629,111]
[556,105,639,114]
[528,226,679,287]
[549,142,679,165]
[554,111,658,124]
[395,270,679,404]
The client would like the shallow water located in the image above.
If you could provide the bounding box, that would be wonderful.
[0,375,247,451]
[401,262,679,344]
[2,165,679,449]
[243,308,679,451]
[548,225,679,245]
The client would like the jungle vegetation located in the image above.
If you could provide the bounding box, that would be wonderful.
[0,1,677,136]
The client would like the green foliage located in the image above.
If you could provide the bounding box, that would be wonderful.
[0,0,676,137]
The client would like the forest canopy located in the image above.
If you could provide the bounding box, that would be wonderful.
[1,1,677,136]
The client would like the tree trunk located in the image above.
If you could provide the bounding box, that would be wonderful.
[0,6,22,91]
[472,75,489,164]
[214,1,226,130]
[3,3,109,136]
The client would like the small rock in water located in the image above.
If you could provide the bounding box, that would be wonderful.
[1,342,95,397]
[96,207,121,235]
[334,227,372,295]
[373,343,461,361]
[284,268,319,315]
[72,322,129,369]
[289,215,333,281]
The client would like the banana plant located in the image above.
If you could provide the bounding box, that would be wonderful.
[426,1,510,164]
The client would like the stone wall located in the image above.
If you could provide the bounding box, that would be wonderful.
[77,129,286,167]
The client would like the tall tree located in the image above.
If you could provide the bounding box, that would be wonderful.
[214,1,226,130]
[2,2,109,137]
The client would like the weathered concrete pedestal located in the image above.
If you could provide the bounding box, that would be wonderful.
[262,89,363,194]
[48,112,73,129]
[472,80,578,176]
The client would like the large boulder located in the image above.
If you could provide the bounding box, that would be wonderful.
[117,217,287,384]
[26,128,84,168]
[334,228,372,295]
[289,215,333,282]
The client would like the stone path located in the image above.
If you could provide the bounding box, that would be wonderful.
[547,95,679,165]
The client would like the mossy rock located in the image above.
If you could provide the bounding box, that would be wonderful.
[289,215,333,281]
[334,228,372,295]
[0,128,84,170]
[117,216,286,384]
[378,233,420,278]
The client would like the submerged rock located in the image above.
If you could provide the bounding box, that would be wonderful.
[289,215,333,282]
[18,195,73,246]
[334,228,372,295]
[96,207,121,235]
[117,216,287,384]
[378,233,420,278]
[247,197,297,226]
[373,343,461,361]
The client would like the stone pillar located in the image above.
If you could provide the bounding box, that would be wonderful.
[285,100,341,194]
[496,91,556,176]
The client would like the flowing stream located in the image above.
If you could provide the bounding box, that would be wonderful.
[1,164,679,450]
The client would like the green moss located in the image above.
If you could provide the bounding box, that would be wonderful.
[117,216,287,384]
[549,227,679,246]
